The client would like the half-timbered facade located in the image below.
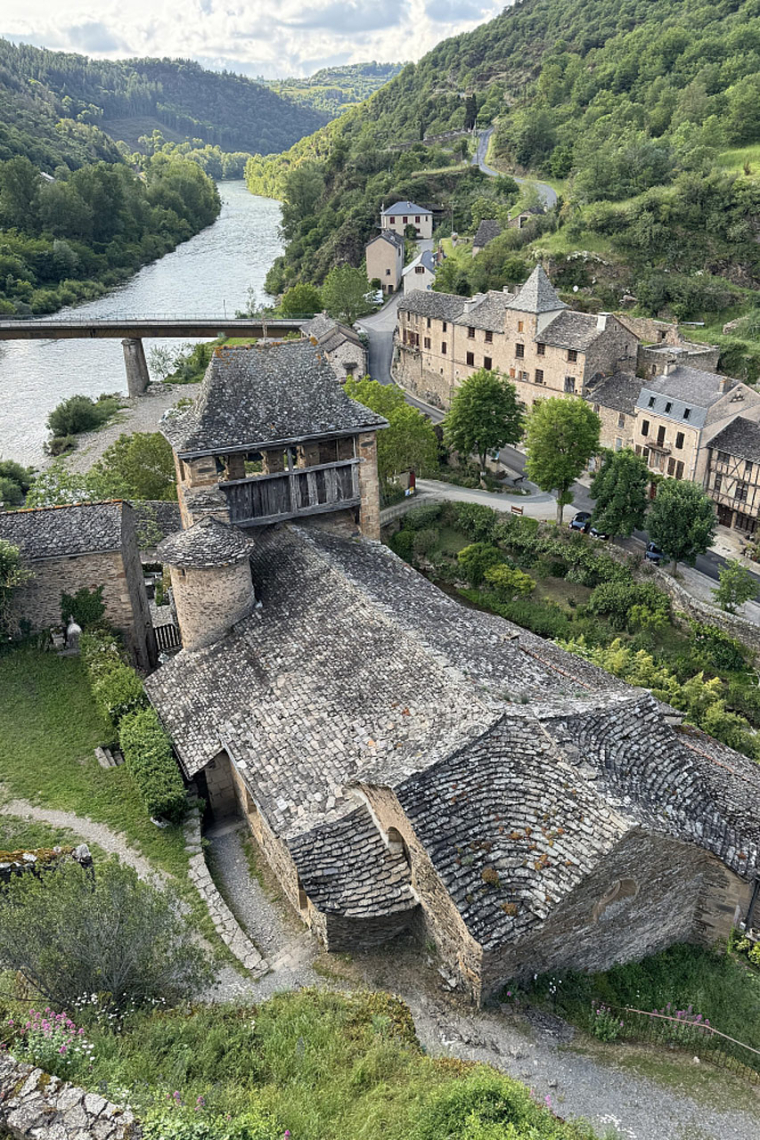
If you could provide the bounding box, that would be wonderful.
[704,415,760,537]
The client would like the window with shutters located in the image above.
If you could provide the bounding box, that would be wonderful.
[736,482,748,502]
[485,329,493,343]
[535,369,544,384]
[515,343,525,358]
[536,342,545,356]
[466,352,475,366]
[642,447,650,461]
[676,432,684,449]
[484,356,492,370]
[564,376,576,393]
[675,461,684,480]
[517,320,524,333]
[442,321,448,332]
[667,458,675,475]
[424,337,431,349]
[468,326,476,338]
[642,420,650,437]
[657,425,666,446]
[567,349,578,362]
[441,342,447,354]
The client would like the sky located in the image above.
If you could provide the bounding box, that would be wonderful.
[1,1,508,79]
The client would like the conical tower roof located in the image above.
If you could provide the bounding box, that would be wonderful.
[505,265,566,315]
[157,516,254,570]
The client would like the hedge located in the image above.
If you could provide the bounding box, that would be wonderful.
[81,631,147,732]
[119,707,187,823]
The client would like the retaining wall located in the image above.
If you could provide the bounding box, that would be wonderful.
[0,1055,140,1138]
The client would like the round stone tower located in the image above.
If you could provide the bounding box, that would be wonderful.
[156,517,256,651]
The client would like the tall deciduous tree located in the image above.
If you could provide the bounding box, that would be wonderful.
[0,155,41,232]
[91,431,178,501]
[524,397,600,523]
[712,558,758,614]
[344,377,437,486]
[590,447,649,537]
[280,283,323,317]
[321,264,374,325]
[647,479,716,572]
[443,368,524,475]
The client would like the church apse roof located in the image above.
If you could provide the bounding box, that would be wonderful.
[161,341,386,458]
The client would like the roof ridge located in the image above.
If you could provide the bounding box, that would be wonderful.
[2,499,124,516]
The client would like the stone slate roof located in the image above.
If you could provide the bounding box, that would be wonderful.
[302,313,337,339]
[132,501,182,545]
[473,219,501,248]
[708,416,760,464]
[397,290,467,321]
[383,200,429,215]
[403,250,437,277]
[453,291,514,332]
[588,371,642,416]
[161,342,386,457]
[157,516,254,569]
[0,501,123,560]
[539,310,605,352]
[367,230,405,251]
[505,265,566,315]
[145,524,760,942]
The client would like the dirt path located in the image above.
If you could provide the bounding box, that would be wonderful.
[0,796,164,882]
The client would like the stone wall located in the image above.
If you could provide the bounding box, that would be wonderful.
[357,432,381,540]
[479,828,714,1000]
[584,316,639,380]
[0,1055,140,1139]
[392,342,454,410]
[119,505,156,670]
[0,844,91,885]
[324,338,367,382]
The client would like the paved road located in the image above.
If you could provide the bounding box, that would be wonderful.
[472,128,558,208]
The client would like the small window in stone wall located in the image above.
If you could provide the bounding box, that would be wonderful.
[593,877,638,921]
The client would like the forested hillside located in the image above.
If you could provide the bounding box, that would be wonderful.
[0,39,328,164]
[261,62,403,118]
[248,0,760,328]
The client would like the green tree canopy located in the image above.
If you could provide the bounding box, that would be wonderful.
[0,538,32,636]
[524,397,600,523]
[280,282,323,317]
[712,558,758,614]
[0,858,210,1013]
[647,478,716,571]
[321,264,374,325]
[589,447,649,537]
[344,377,438,485]
[443,368,524,473]
[91,431,178,501]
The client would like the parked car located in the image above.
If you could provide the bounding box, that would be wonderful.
[569,511,591,532]
[589,525,610,540]
[645,542,664,563]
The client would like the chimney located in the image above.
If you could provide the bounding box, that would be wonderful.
[463,293,486,312]
[663,359,677,376]
[597,312,609,332]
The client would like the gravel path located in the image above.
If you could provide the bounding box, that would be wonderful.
[203,821,321,1002]
[60,383,200,474]
[0,796,165,882]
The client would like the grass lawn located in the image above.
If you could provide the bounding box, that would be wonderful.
[536,576,592,609]
[440,236,472,263]
[718,144,760,174]
[0,647,188,879]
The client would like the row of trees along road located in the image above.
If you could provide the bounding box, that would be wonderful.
[438,369,753,595]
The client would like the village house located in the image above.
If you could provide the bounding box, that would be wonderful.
[0,500,155,668]
[137,340,760,1006]
[402,249,437,294]
[616,315,721,377]
[395,266,638,410]
[703,413,760,538]
[587,371,642,454]
[365,230,405,295]
[302,313,367,381]
[472,218,501,256]
[632,364,760,484]
[381,199,433,240]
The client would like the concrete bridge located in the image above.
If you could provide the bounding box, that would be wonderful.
[0,316,307,396]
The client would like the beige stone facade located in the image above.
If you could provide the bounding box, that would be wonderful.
[396,269,638,412]
[366,232,404,294]
[381,200,433,240]
[169,560,256,651]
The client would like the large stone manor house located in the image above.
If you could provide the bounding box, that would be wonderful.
[134,339,760,1004]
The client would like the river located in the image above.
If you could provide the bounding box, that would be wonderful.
[0,182,283,465]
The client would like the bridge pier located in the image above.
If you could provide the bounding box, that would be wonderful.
[121,337,150,397]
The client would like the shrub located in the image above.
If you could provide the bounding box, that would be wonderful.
[484,563,536,598]
[390,529,414,561]
[0,460,33,496]
[449,501,497,543]
[0,476,24,506]
[588,580,670,632]
[690,622,749,674]
[91,659,147,731]
[457,542,506,586]
[143,1108,276,1140]
[0,858,209,1013]
[412,528,439,560]
[47,394,120,437]
[46,435,78,457]
[403,502,443,530]
[471,592,571,639]
[60,585,105,628]
[119,707,186,822]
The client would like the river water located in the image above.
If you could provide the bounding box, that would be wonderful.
[0,182,283,465]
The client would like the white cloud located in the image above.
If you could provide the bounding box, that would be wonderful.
[1,0,507,77]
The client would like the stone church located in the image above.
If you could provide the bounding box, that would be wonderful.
[145,339,760,1004]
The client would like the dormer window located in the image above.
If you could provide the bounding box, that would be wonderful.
[648,396,655,408]
[684,408,691,420]
[567,349,578,363]
[665,401,672,413]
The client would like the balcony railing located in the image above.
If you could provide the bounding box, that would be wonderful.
[220,459,360,527]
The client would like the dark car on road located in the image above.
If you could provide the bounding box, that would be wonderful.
[589,525,610,540]
[569,511,591,532]
[645,542,664,563]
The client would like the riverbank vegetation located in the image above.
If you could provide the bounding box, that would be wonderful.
[45,393,123,456]
[0,151,221,316]
[389,501,760,760]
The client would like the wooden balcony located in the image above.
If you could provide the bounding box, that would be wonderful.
[220,459,360,527]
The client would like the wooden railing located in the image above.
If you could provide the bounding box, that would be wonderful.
[220,460,360,527]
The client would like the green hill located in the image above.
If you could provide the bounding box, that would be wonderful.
[260,62,404,119]
[0,39,328,168]
[248,0,760,352]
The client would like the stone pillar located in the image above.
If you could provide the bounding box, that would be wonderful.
[122,337,150,397]
[357,431,381,540]
[296,441,321,468]
[222,452,246,480]
[261,449,286,474]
